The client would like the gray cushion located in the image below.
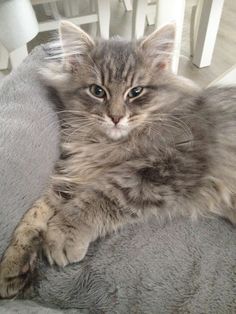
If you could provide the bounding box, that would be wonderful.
[0,46,236,314]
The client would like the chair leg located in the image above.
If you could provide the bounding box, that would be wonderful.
[62,1,72,17]
[146,3,157,26]
[61,0,80,18]
[70,0,80,17]
[97,0,110,39]
[132,0,148,39]
[192,0,224,68]
[49,2,61,20]
[155,0,186,74]
[0,42,9,70]
[190,4,197,57]
[10,44,28,69]
[122,0,132,11]
[88,0,98,37]
[42,3,52,17]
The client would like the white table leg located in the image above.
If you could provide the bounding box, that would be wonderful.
[192,0,224,68]
[97,0,110,39]
[155,0,186,74]
[0,42,9,70]
[122,0,132,11]
[10,44,28,69]
[132,0,148,39]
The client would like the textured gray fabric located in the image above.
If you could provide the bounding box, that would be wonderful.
[0,300,79,314]
[0,46,236,313]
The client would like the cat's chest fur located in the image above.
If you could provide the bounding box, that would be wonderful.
[55,138,138,186]
[54,130,204,196]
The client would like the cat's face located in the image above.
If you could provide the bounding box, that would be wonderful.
[44,22,175,141]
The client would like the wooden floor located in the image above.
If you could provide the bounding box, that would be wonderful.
[178,0,236,86]
[28,0,236,87]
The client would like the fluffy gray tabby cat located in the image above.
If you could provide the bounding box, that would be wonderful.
[0,21,236,298]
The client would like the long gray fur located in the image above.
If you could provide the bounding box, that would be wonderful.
[0,47,236,313]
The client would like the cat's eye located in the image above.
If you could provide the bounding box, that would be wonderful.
[128,86,143,98]
[89,84,106,99]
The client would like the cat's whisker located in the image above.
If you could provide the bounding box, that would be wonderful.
[144,114,193,140]
[34,112,58,125]
[36,117,92,139]
[57,111,91,119]
[37,120,61,137]
[57,109,94,115]
[63,119,95,126]
[62,123,96,140]
[142,119,180,148]
[153,123,184,149]
[61,122,94,133]
[34,112,91,129]
[145,124,172,153]
[45,39,88,60]
[152,118,189,134]
[164,115,192,132]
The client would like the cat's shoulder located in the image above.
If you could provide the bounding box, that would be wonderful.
[201,85,236,100]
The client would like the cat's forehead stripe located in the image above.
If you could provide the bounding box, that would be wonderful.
[97,50,137,87]
[92,41,133,82]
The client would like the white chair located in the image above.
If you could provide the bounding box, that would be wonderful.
[31,0,110,39]
[191,0,225,68]
[121,0,132,11]
[132,0,225,73]
[0,0,110,70]
[0,0,38,70]
[132,0,186,73]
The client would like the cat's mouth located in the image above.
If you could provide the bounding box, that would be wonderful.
[106,125,130,140]
[102,115,131,140]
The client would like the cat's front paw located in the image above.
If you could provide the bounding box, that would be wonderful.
[0,247,37,298]
[43,220,90,267]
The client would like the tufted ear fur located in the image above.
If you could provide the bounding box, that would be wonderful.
[40,21,95,88]
[139,23,175,70]
[59,20,95,69]
[59,20,94,55]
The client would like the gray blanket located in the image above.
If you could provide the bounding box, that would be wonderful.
[0,46,236,313]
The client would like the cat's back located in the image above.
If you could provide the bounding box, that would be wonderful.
[173,85,236,144]
[197,86,236,143]
[200,86,236,114]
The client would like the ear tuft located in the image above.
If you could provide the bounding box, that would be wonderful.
[58,20,94,66]
[139,23,176,69]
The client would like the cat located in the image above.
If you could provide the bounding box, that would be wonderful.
[0,20,236,299]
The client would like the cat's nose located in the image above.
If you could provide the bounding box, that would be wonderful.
[109,115,123,125]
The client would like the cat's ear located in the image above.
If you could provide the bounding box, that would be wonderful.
[59,20,95,67]
[139,23,175,70]
[39,22,94,87]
